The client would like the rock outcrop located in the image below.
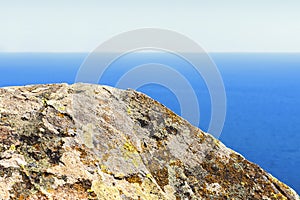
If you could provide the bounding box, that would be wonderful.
[0,83,299,200]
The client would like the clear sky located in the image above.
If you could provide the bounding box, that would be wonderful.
[1,0,300,52]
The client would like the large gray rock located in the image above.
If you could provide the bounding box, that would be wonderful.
[0,83,298,200]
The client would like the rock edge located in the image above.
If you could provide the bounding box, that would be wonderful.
[0,83,299,200]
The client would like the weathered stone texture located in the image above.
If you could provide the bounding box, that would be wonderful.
[0,83,298,200]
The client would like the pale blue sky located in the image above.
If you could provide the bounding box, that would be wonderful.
[0,0,300,52]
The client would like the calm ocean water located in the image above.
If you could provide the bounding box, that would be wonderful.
[0,52,299,192]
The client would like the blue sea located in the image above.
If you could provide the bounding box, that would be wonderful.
[0,52,299,193]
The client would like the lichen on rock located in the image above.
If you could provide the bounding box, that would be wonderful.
[0,83,299,200]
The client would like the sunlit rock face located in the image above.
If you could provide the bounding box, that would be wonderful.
[0,83,299,200]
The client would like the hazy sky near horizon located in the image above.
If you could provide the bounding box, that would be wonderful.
[1,0,300,52]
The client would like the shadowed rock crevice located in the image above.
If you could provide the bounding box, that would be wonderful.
[0,83,299,200]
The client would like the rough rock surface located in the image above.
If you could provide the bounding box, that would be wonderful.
[0,83,298,200]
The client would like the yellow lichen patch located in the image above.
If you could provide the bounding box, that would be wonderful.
[58,106,65,111]
[20,164,30,177]
[126,106,131,114]
[87,188,94,193]
[213,138,221,148]
[42,98,48,106]
[9,144,16,151]
[91,179,122,200]
[146,173,152,179]
[123,141,136,152]
[100,165,112,175]
[121,139,143,168]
